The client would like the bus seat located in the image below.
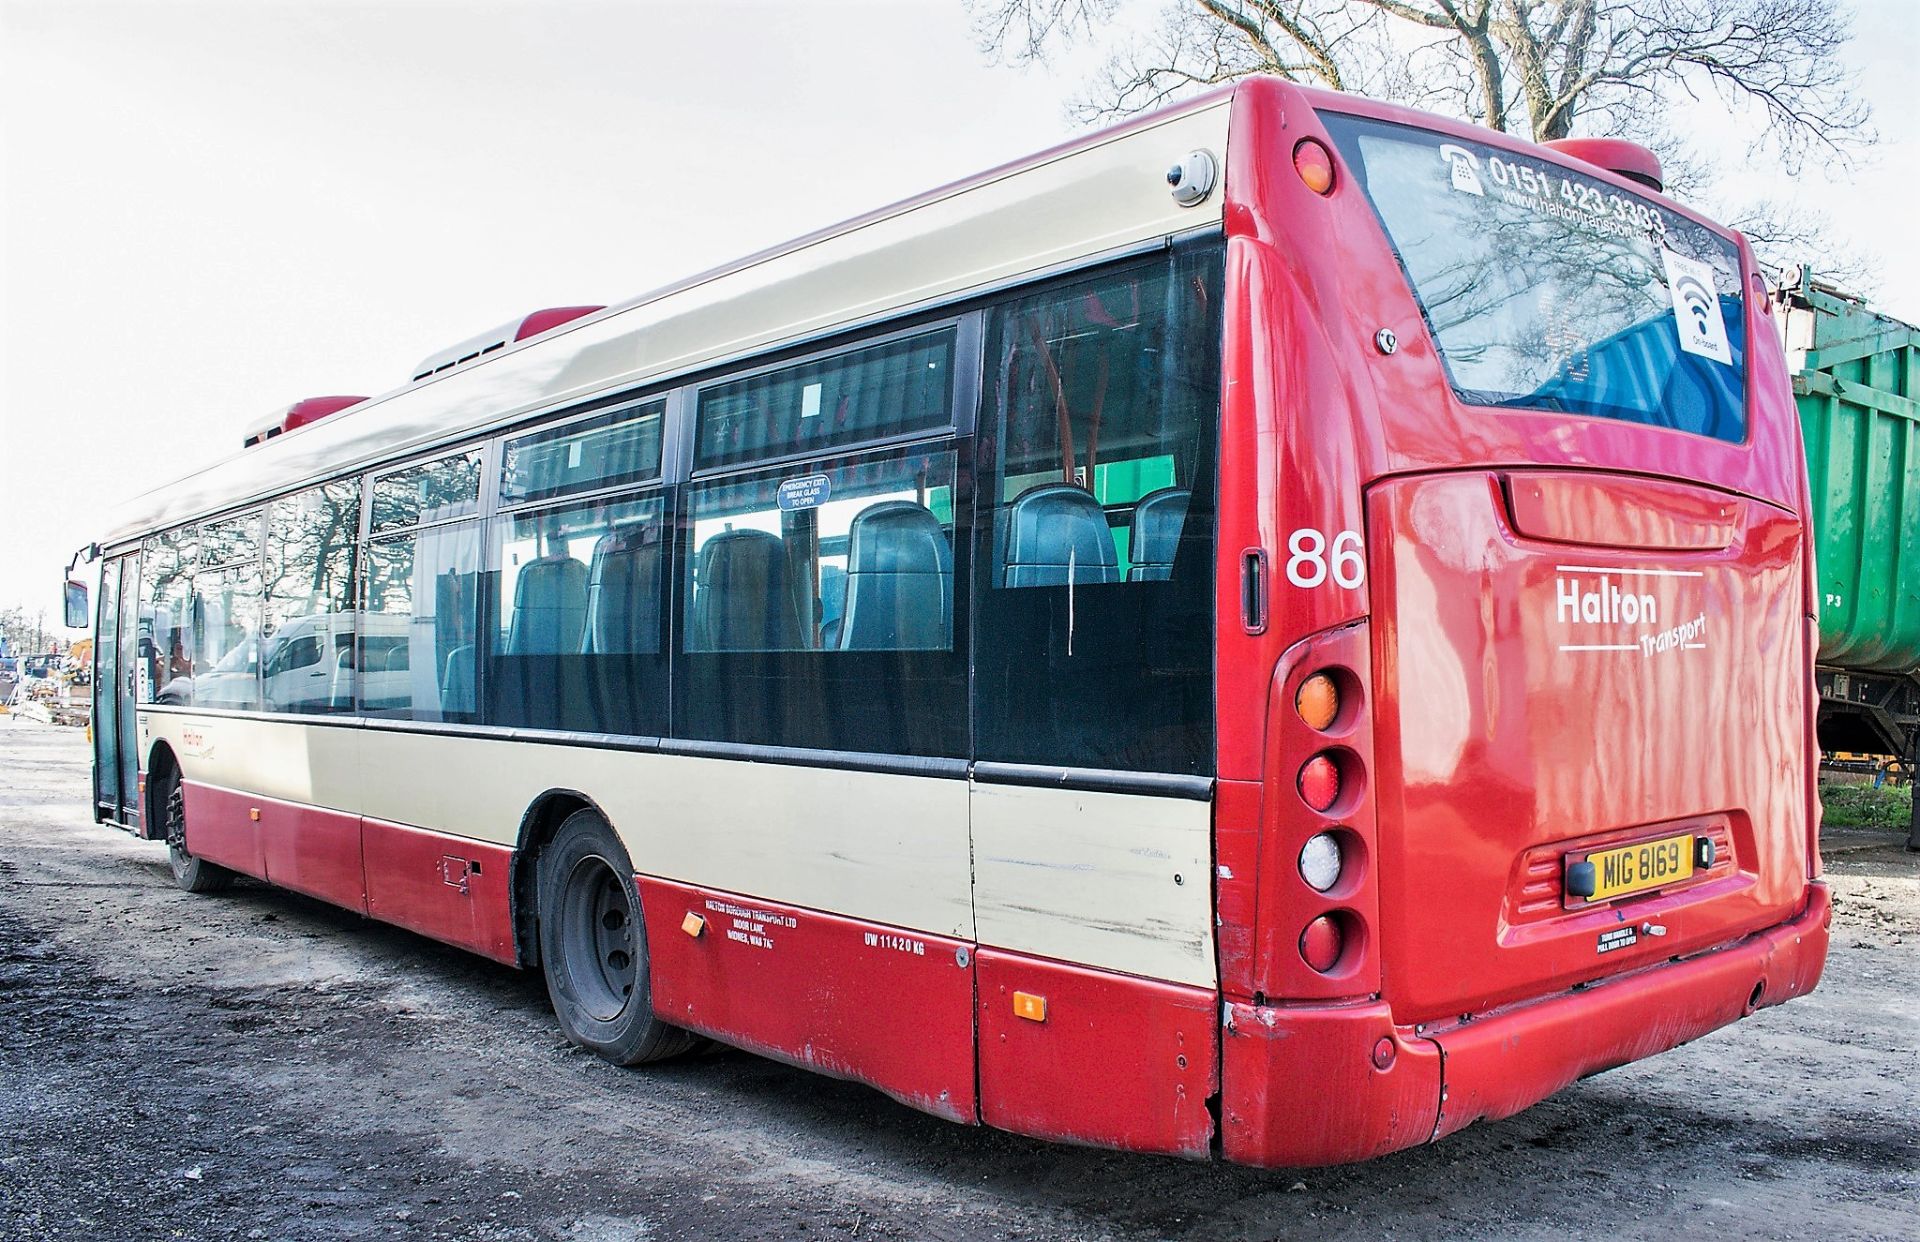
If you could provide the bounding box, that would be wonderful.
[585,526,661,654]
[328,644,354,711]
[508,556,589,654]
[839,501,951,650]
[1126,487,1190,582]
[690,529,801,651]
[819,563,848,650]
[440,643,474,714]
[1001,484,1118,587]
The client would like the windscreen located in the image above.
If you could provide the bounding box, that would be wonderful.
[1321,113,1748,443]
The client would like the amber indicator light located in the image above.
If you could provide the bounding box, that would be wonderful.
[1296,672,1340,731]
[1294,139,1336,195]
[1013,991,1048,1023]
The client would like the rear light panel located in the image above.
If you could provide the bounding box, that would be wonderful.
[1251,623,1384,1001]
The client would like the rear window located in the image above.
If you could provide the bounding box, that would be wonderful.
[1321,114,1747,443]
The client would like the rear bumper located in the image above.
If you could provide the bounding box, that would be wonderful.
[1221,883,1831,1167]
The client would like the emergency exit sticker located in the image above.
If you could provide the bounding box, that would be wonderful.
[1662,248,1733,365]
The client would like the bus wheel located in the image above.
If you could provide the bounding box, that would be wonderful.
[536,809,692,1066]
[159,768,233,894]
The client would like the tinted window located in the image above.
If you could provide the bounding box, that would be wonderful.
[263,480,360,714]
[974,246,1221,774]
[360,521,484,721]
[501,400,664,505]
[370,448,484,533]
[695,329,954,469]
[677,444,965,755]
[486,493,668,735]
[1320,113,1747,442]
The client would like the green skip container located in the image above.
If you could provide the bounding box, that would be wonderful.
[1782,270,1920,677]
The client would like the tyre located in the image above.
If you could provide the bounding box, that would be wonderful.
[536,809,692,1066]
[157,766,234,894]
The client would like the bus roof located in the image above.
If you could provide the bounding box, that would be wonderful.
[98,88,1236,550]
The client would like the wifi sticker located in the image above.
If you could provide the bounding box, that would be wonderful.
[1661,249,1733,365]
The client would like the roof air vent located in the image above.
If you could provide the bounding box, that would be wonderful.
[242,395,368,448]
[410,305,605,383]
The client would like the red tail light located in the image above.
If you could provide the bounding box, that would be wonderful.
[1300,915,1344,972]
[1298,754,1340,812]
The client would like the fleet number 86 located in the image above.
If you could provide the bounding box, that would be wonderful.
[1286,528,1366,589]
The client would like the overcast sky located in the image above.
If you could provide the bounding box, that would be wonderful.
[3,0,1915,634]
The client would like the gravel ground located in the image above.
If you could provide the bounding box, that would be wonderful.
[1,724,1915,1241]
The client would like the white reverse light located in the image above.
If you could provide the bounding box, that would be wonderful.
[1299,832,1343,892]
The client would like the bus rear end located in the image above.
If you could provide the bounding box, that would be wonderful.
[1212,80,1829,1165]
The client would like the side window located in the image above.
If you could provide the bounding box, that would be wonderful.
[500,399,664,505]
[263,479,360,714]
[138,527,195,705]
[191,511,263,711]
[361,521,484,722]
[694,328,955,470]
[486,493,668,735]
[974,246,1222,774]
[369,448,484,533]
[685,448,956,654]
[677,445,966,755]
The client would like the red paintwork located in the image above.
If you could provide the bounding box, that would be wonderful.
[976,950,1218,1158]
[1222,1000,1441,1167]
[257,792,367,913]
[514,306,604,341]
[1207,76,1822,1163]
[175,781,516,961]
[1430,885,1828,1138]
[1364,472,1806,1023]
[181,781,268,880]
[361,817,517,965]
[638,878,976,1124]
[281,395,368,433]
[1540,137,1664,190]
[1504,472,1740,551]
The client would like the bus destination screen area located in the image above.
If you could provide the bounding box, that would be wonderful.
[1320,113,1748,443]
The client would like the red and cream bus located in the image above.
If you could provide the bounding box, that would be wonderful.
[82,77,1829,1166]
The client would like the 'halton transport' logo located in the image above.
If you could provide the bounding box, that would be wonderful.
[1552,565,1708,658]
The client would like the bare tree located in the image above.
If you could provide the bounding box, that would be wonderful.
[969,0,1872,278]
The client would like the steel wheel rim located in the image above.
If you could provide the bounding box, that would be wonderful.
[164,782,191,878]
[560,855,636,1022]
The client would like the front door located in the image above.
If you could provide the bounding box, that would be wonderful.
[91,554,141,826]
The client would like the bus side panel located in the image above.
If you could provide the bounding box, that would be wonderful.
[181,781,268,880]
[257,791,367,915]
[639,878,977,1124]
[976,950,1217,1158]
[362,817,517,965]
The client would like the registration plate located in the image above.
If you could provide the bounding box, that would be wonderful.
[1573,832,1694,903]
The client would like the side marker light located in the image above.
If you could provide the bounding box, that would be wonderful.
[1013,991,1048,1023]
[681,912,706,939]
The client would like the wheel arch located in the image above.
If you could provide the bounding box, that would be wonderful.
[143,741,179,841]
[511,788,627,968]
